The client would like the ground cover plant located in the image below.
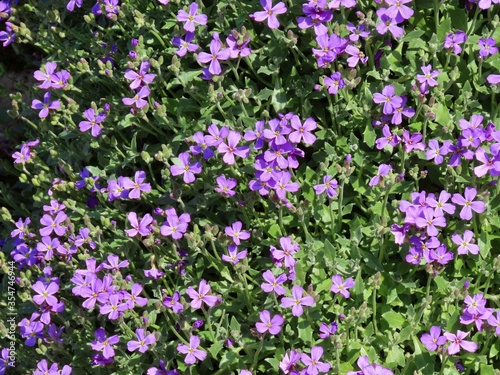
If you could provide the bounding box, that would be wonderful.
[0,0,500,374]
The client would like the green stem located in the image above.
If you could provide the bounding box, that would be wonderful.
[438,353,448,375]
[278,205,287,236]
[251,337,265,372]
[372,287,378,335]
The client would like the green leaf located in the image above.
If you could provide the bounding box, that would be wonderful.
[272,78,287,113]
[363,122,376,148]
[437,18,451,42]
[381,311,406,329]
[480,364,495,375]
[435,103,451,126]
[208,340,224,359]
[387,345,406,367]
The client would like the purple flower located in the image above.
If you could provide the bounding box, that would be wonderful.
[127,329,156,353]
[12,144,31,164]
[122,86,150,108]
[34,62,58,89]
[416,65,440,93]
[429,245,454,265]
[451,187,485,220]
[226,30,252,58]
[255,310,284,335]
[373,85,402,115]
[31,92,60,119]
[186,280,218,310]
[281,285,314,317]
[39,211,67,237]
[172,32,199,57]
[101,254,129,271]
[269,171,300,200]
[464,293,487,315]
[147,359,178,375]
[121,170,151,199]
[279,350,301,374]
[324,72,345,95]
[125,212,153,237]
[244,120,265,150]
[217,131,250,165]
[215,175,237,196]
[170,152,202,184]
[478,37,498,58]
[271,236,299,268]
[163,291,184,313]
[250,0,287,29]
[297,3,332,36]
[289,115,317,145]
[443,330,478,355]
[99,294,127,320]
[0,24,15,47]
[261,270,287,295]
[177,335,206,365]
[487,311,500,335]
[444,30,467,55]
[376,125,400,149]
[160,208,190,239]
[177,3,207,32]
[124,61,156,89]
[345,44,368,68]
[427,191,456,216]
[32,281,59,306]
[368,164,392,187]
[225,221,250,245]
[420,326,447,351]
[90,327,120,359]
[415,207,446,237]
[197,32,231,75]
[426,139,448,165]
[79,108,106,137]
[451,230,479,255]
[222,245,248,264]
[375,8,405,39]
[319,322,338,339]
[385,0,413,22]
[190,131,214,159]
[314,175,339,198]
[205,124,229,146]
[330,275,355,298]
[301,346,331,375]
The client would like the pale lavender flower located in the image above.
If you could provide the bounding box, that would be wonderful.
[122,86,150,108]
[31,92,60,119]
[186,280,218,310]
[255,310,284,335]
[177,3,207,32]
[443,330,478,355]
[330,275,355,298]
[451,187,485,220]
[451,230,479,255]
[261,270,287,295]
[170,152,202,184]
[222,245,248,264]
[281,285,314,316]
[197,32,231,75]
[177,335,206,365]
[127,329,157,353]
[225,221,250,245]
[250,0,287,29]
[301,346,331,375]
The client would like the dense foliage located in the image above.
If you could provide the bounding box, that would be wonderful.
[1,0,500,374]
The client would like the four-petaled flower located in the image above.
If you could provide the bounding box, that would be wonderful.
[281,285,314,317]
[255,310,284,335]
[186,280,219,310]
[177,335,207,365]
[250,0,287,29]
